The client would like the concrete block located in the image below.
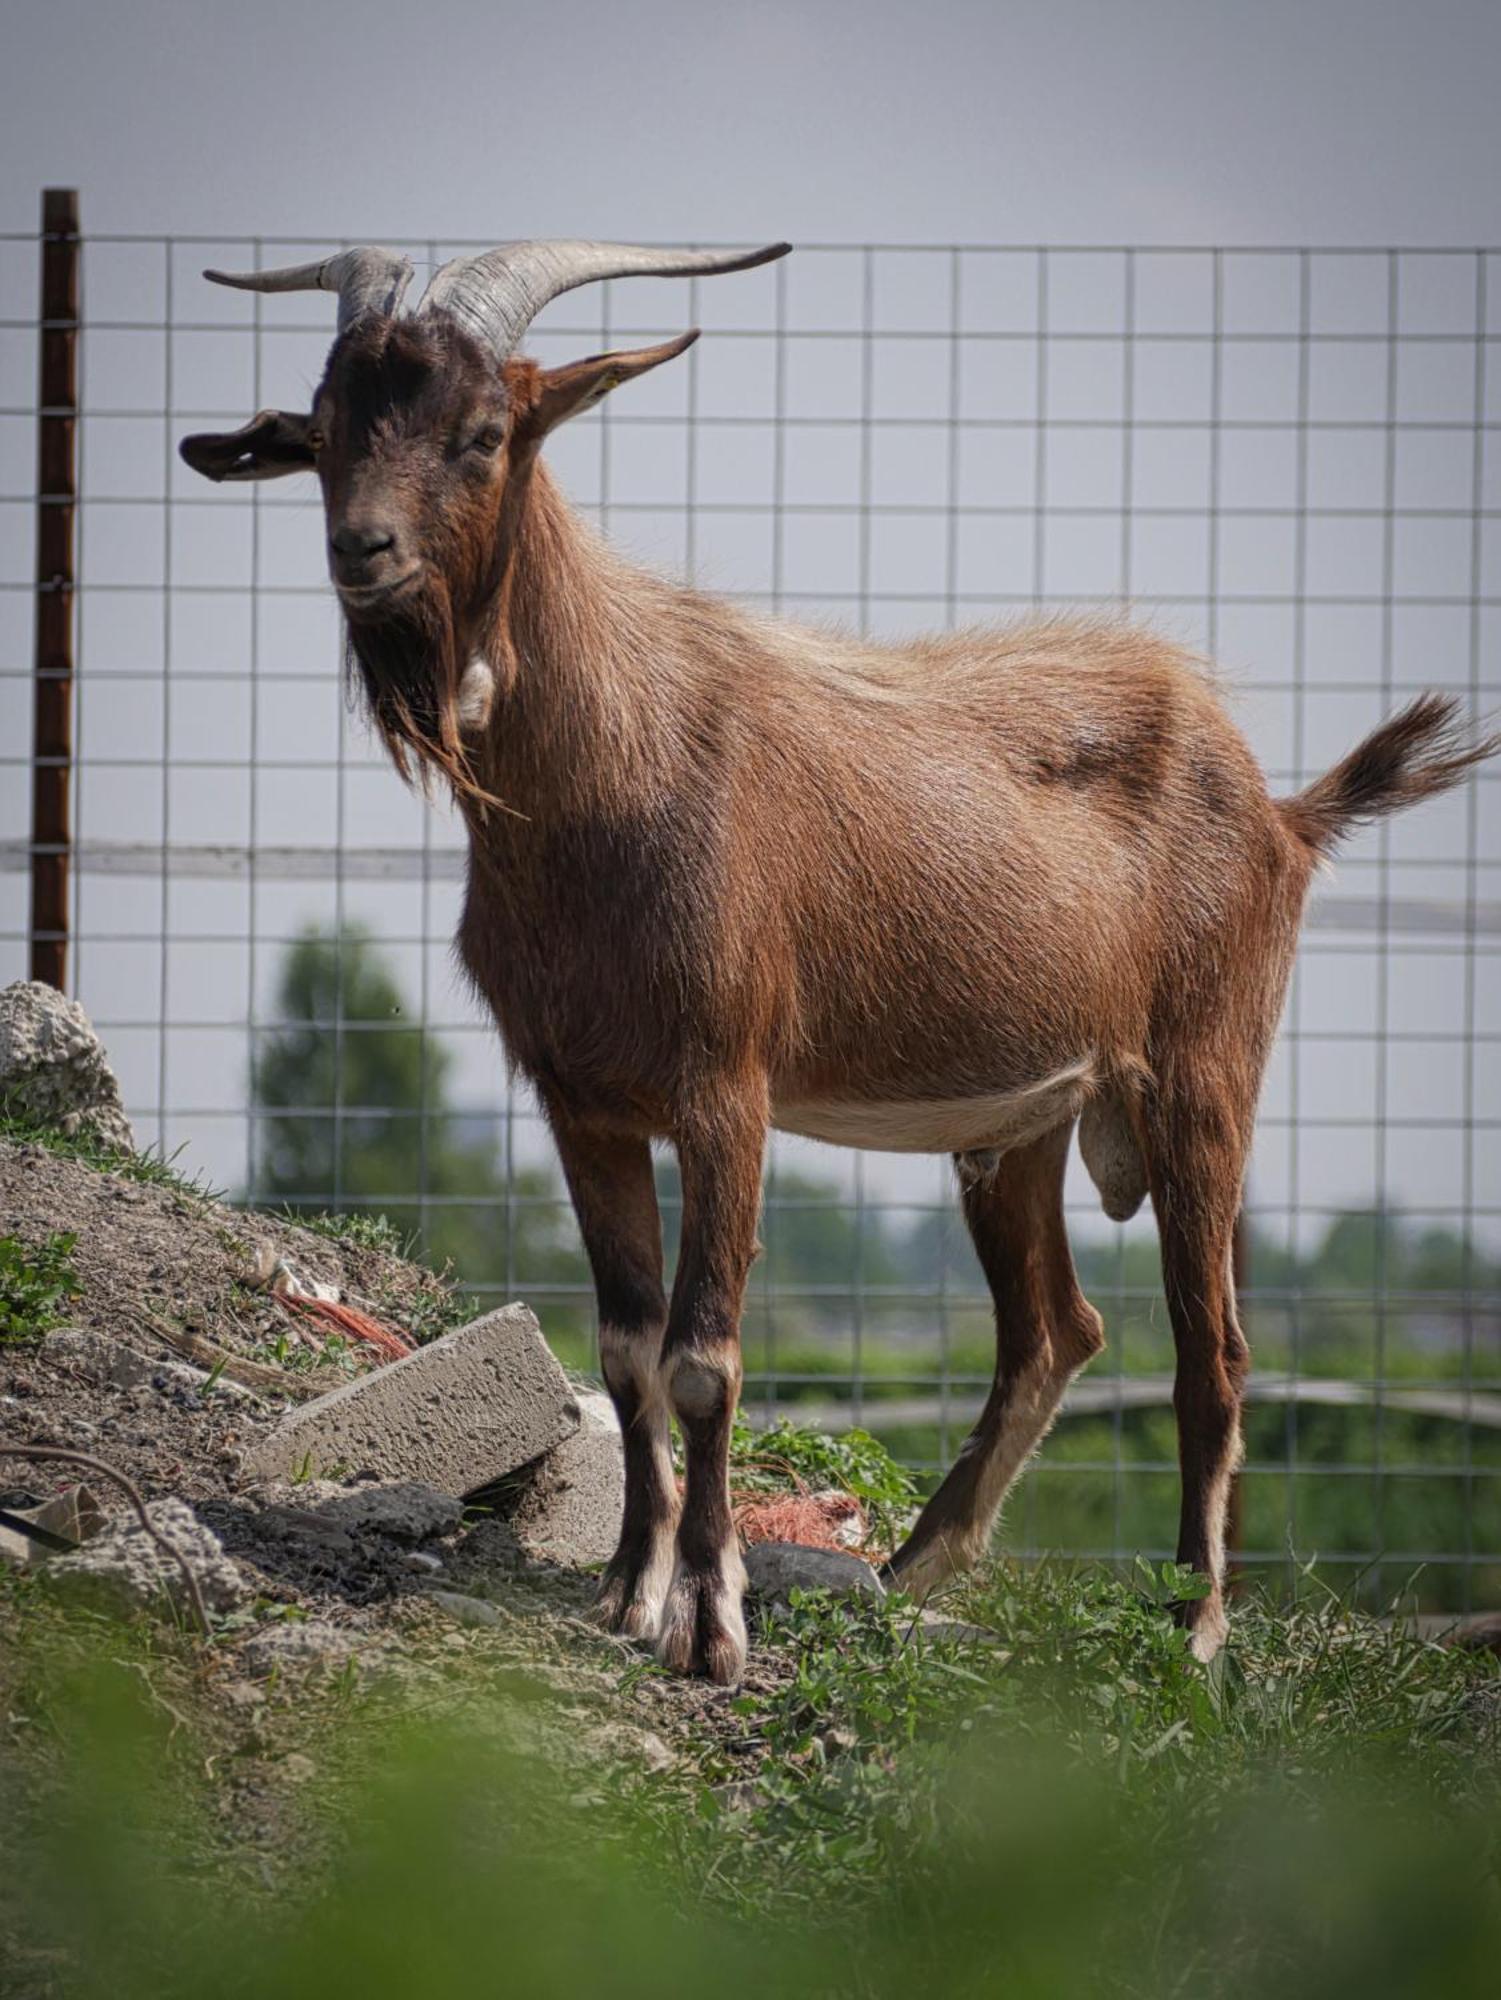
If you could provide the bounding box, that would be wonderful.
[243,1304,579,1492]
[499,1387,624,1568]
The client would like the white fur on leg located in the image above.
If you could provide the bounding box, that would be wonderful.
[892,1354,1078,1597]
[1185,1430,1242,1663]
[656,1537,748,1684]
[596,1322,678,1638]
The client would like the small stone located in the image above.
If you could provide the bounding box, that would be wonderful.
[280,1753,317,1783]
[916,1610,1006,1648]
[1450,1610,1501,1655]
[424,1589,504,1628]
[221,1678,267,1711]
[635,1730,674,1773]
[239,1619,362,1676]
[43,1328,157,1390]
[742,1541,886,1605]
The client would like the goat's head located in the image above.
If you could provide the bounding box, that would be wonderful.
[179,238,789,796]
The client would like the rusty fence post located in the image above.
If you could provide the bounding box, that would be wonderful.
[30,187,80,991]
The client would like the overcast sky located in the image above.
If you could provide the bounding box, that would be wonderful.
[4,0,1501,248]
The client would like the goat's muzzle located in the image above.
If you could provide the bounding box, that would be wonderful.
[329,515,417,604]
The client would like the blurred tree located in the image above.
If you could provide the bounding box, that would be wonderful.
[249,928,589,1344]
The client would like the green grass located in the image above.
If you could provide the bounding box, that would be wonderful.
[729,1410,922,1548]
[281,1206,412,1257]
[0,1105,224,1204]
[0,1229,81,1345]
[3,1547,1497,2000]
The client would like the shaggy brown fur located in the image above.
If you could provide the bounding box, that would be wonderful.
[182,308,1497,1683]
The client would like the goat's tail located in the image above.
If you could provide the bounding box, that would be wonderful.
[1278,692,1499,857]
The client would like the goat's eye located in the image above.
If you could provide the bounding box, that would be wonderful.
[469,425,505,454]
[307,428,325,452]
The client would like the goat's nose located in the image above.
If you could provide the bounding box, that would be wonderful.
[331,521,397,561]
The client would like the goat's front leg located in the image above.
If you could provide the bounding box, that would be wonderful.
[546,1107,676,1641]
[656,1089,766,1685]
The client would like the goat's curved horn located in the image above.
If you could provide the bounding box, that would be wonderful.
[417,240,790,358]
[203,248,414,331]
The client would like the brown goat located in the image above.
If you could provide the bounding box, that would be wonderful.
[183,240,1496,1683]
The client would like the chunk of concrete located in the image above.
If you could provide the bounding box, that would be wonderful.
[742,1540,886,1605]
[243,1304,579,1491]
[493,1388,624,1568]
[45,1497,249,1616]
[0,980,134,1151]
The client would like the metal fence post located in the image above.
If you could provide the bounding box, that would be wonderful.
[30,186,80,991]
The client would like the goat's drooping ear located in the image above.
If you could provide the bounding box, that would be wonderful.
[178,409,317,483]
[519,331,701,442]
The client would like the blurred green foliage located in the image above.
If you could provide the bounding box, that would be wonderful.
[3,1558,1499,2000]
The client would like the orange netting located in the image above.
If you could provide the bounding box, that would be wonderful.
[732,1487,873,1556]
[274,1292,413,1364]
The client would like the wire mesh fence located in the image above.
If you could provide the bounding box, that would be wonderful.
[2,223,1498,1609]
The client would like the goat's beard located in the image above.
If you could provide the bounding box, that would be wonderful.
[343,579,494,810]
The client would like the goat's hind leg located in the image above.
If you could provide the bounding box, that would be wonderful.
[887,1123,1104,1597]
[1142,1077,1253,1663]
[547,1109,676,1641]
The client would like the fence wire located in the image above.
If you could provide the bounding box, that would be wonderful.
[2,230,1498,1609]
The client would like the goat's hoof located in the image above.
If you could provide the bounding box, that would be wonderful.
[1176,1590,1228,1664]
[655,1565,747,1686]
[594,1553,671,1642]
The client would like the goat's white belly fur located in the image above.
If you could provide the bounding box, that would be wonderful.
[772,1057,1095,1156]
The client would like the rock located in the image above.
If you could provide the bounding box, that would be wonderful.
[239,1619,363,1675]
[484,1387,624,1568]
[43,1327,157,1388]
[634,1730,675,1774]
[917,1610,1006,1648]
[1450,1610,1501,1655]
[45,1497,249,1616]
[243,1304,579,1491]
[0,981,134,1151]
[41,1327,243,1404]
[424,1589,504,1628]
[742,1541,887,1605]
